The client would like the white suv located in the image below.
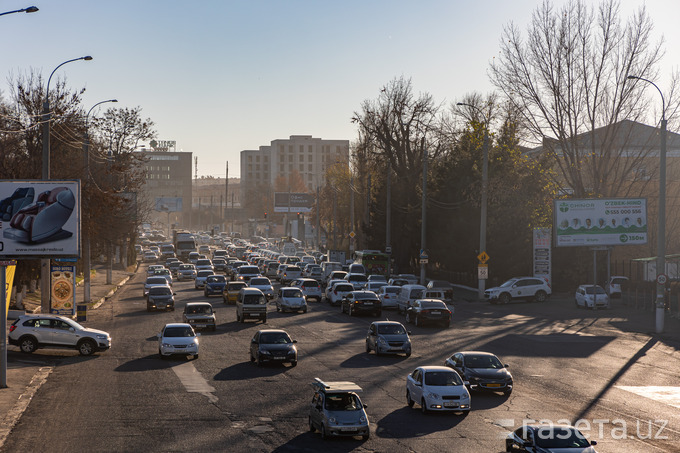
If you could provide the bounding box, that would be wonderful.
[9,314,112,356]
[485,277,551,304]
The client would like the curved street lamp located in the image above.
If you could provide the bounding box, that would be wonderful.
[83,99,117,304]
[628,75,667,333]
[457,102,490,299]
[40,55,93,314]
[0,6,38,17]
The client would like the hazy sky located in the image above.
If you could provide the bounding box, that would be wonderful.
[1,0,677,177]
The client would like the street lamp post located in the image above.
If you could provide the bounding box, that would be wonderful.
[628,75,666,334]
[457,102,490,299]
[83,99,117,304]
[40,56,93,313]
[0,5,38,17]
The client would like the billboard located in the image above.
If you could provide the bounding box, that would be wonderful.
[274,192,314,213]
[51,264,76,316]
[533,228,551,285]
[155,197,183,212]
[554,198,647,247]
[0,181,80,257]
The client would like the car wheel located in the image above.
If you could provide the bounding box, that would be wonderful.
[506,439,515,452]
[405,350,412,357]
[19,336,37,354]
[290,360,297,367]
[406,390,414,408]
[193,354,199,360]
[204,291,208,297]
[308,416,315,433]
[276,304,280,312]
[575,298,580,308]
[257,355,263,367]
[159,348,166,359]
[535,290,547,302]
[499,293,511,304]
[262,316,267,323]
[303,308,308,313]
[250,352,255,363]
[236,312,241,322]
[421,398,428,414]
[362,433,370,441]
[366,342,371,353]
[503,388,513,396]
[78,339,97,356]
[321,424,328,440]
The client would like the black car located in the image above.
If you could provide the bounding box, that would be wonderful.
[147,285,175,312]
[341,291,381,317]
[249,329,297,366]
[405,299,451,327]
[444,351,513,395]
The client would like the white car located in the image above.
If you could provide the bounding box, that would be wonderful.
[157,323,199,359]
[377,285,401,309]
[146,264,164,277]
[9,314,111,356]
[606,276,628,298]
[485,277,551,304]
[406,366,471,414]
[327,281,354,306]
[195,270,215,289]
[365,281,387,293]
[195,258,214,272]
[177,263,197,280]
[143,276,170,297]
[248,276,276,299]
[575,285,610,309]
[276,287,307,313]
[291,278,323,302]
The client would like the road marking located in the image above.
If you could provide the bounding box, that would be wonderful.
[617,386,680,409]
[172,361,218,403]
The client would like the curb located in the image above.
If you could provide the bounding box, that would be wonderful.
[91,274,132,310]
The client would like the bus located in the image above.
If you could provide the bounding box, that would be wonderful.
[354,250,389,277]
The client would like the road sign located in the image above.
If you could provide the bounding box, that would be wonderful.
[477,251,489,263]
[420,259,428,264]
[349,231,356,239]
[420,250,428,259]
[478,265,488,280]
[385,246,392,254]
[657,274,668,285]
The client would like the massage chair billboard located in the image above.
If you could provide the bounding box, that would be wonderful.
[0,181,80,257]
[554,198,647,247]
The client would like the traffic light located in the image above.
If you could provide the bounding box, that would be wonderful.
[264,212,268,219]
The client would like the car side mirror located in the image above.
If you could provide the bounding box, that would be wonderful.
[463,380,470,386]
[590,440,597,446]
[504,364,509,368]
[251,338,257,344]
[196,333,201,337]
[362,403,368,408]
[69,327,75,332]
[173,292,177,295]
[292,339,297,343]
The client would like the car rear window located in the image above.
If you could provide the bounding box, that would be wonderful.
[149,287,172,295]
[147,277,167,284]
[335,284,353,292]
[421,301,446,309]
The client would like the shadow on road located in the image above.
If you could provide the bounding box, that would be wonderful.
[214,361,288,381]
[479,333,616,357]
[271,431,364,453]
[375,406,467,438]
[339,352,409,368]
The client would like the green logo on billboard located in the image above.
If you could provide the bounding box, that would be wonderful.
[619,234,628,243]
[559,203,569,213]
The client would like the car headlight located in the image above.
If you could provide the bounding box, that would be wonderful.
[162,343,173,347]
[328,417,337,424]
[96,334,108,340]
[360,415,366,423]
[259,349,270,355]
[426,391,440,399]
[378,337,388,346]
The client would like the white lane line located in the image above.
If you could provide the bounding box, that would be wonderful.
[172,361,218,403]
[617,386,680,409]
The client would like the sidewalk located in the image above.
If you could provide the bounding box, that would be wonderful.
[0,262,137,448]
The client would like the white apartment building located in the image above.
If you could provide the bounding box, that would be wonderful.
[240,135,349,192]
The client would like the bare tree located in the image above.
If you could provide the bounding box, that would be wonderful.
[489,0,678,198]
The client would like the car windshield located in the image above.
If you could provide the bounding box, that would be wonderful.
[424,371,463,386]
[229,283,247,290]
[207,276,225,283]
[349,275,367,282]
[421,301,446,309]
[147,277,167,285]
[243,294,266,304]
[259,332,291,344]
[534,427,590,448]
[250,278,270,285]
[283,289,303,298]
[196,260,211,265]
[163,326,195,337]
[179,265,194,270]
[324,393,362,411]
[153,269,169,275]
[377,324,406,335]
[198,271,213,277]
[186,305,212,314]
[500,279,519,288]
[464,354,504,369]
[149,287,172,295]
[584,286,606,294]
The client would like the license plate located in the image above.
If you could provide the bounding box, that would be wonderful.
[486,383,502,387]
[363,302,373,306]
[273,357,285,360]
[444,402,459,408]
[158,304,166,308]
[195,324,207,328]
[431,311,441,315]
[340,427,356,432]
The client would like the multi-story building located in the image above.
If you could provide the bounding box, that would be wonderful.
[139,149,193,229]
[240,135,350,193]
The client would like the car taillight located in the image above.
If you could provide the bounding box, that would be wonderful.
[9,325,16,333]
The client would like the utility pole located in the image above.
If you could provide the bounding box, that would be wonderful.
[386,168,392,277]
[333,188,338,249]
[316,185,320,249]
[231,192,234,234]
[420,149,428,286]
[350,174,355,254]
[225,161,229,230]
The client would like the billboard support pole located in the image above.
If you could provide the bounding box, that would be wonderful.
[1,264,7,388]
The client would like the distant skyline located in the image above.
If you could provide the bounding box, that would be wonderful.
[1,0,677,178]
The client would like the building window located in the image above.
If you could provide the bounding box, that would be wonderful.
[300,154,304,162]
[256,165,260,171]
[256,156,260,162]
[280,164,284,172]
[264,156,269,162]
[289,164,293,171]
[308,145,313,153]
[248,156,253,162]
[299,164,304,172]
[308,164,313,171]
[288,155,293,162]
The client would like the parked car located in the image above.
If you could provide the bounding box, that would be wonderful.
[204,274,227,297]
[309,378,370,440]
[506,424,598,452]
[223,281,247,305]
[249,329,297,366]
[405,299,452,328]
[177,263,197,281]
[157,323,199,359]
[236,287,267,323]
[248,276,275,299]
[342,291,381,317]
[377,285,401,309]
[365,321,411,356]
[182,302,216,331]
[326,281,354,306]
[575,285,610,309]
[143,276,170,297]
[444,351,513,395]
[276,287,307,313]
[9,314,111,356]
[147,285,175,311]
[194,270,215,289]
[484,277,551,304]
[406,366,471,414]
[605,276,628,298]
[291,278,323,302]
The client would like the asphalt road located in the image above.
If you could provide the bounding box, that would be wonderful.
[2,265,680,452]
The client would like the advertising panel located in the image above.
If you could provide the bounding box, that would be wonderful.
[155,197,182,212]
[554,198,647,247]
[533,228,551,285]
[0,181,80,257]
[50,264,76,316]
[274,192,314,213]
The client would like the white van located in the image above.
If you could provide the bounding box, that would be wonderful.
[321,261,343,280]
[396,284,427,314]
